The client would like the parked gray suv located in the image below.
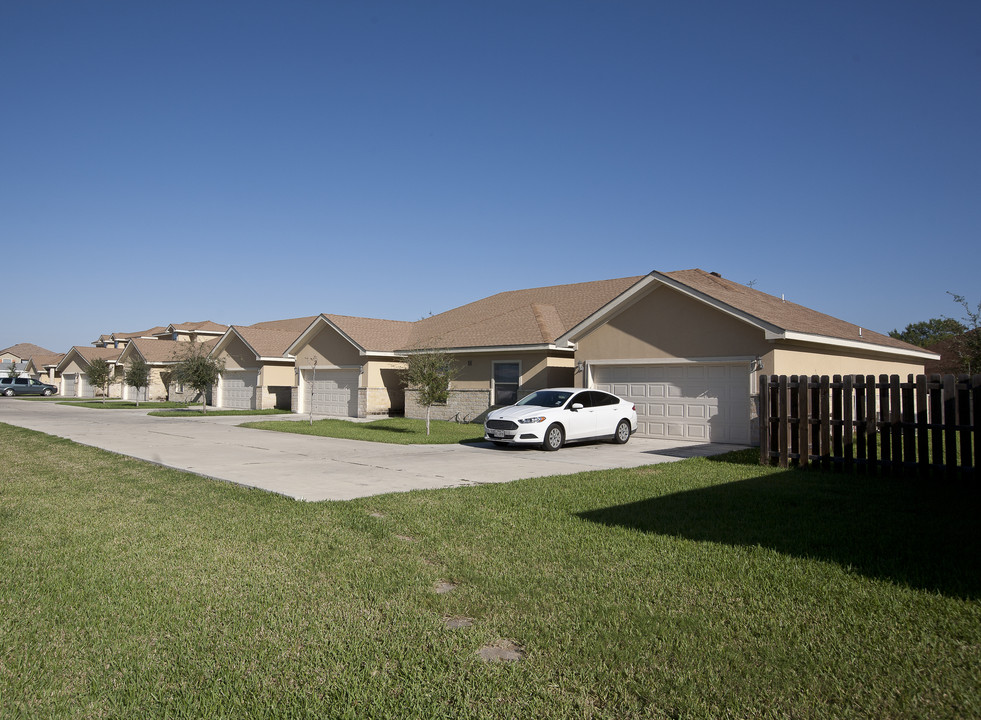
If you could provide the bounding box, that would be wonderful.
[0,377,58,396]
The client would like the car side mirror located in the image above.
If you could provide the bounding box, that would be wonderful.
[570,403,584,411]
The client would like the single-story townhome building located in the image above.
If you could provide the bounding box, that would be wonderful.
[116,337,220,402]
[55,347,124,398]
[267,269,936,445]
[555,269,937,444]
[285,315,414,417]
[209,316,317,410]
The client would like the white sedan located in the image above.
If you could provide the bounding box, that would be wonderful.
[484,388,637,451]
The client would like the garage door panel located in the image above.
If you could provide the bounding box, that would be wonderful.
[594,363,750,444]
[222,371,257,410]
[302,369,358,417]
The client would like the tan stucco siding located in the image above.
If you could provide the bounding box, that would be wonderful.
[295,326,362,368]
[59,358,87,375]
[576,285,768,362]
[450,351,573,391]
[218,337,258,372]
[362,360,407,414]
[259,363,295,387]
[764,344,926,378]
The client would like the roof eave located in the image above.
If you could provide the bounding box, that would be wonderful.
[765,330,942,360]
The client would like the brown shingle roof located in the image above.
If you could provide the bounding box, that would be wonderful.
[660,269,923,353]
[405,276,644,350]
[232,327,306,358]
[70,346,124,364]
[1,342,58,360]
[247,316,318,334]
[129,338,219,363]
[324,315,416,352]
[168,321,228,333]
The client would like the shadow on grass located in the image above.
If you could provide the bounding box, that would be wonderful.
[579,467,981,599]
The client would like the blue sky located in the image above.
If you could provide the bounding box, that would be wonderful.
[2,1,979,353]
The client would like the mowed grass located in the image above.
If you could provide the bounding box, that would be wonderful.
[57,401,191,410]
[242,416,485,444]
[149,408,291,418]
[1,424,979,719]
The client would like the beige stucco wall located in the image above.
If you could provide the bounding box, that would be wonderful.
[294,325,362,368]
[218,336,258,372]
[576,285,768,363]
[450,351,575,392]
[763,344,926,379]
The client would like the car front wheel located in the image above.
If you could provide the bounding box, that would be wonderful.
[612,419,631,444]
[542,424,564,451]
[42,389,53,396]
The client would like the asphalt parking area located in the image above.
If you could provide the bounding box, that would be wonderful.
[1,400,747,501]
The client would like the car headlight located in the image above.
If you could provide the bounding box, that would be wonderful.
[518,416,546,424]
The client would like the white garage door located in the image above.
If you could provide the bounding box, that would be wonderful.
[302,369,358,417]
[222,371,258,410]
[124,384,147,402]
[77,374,94,398]
[62,373,77,397]
[593,363,751,444]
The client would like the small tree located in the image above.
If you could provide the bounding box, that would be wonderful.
[170,342,224,414]
[124,356,151,407]
[947,292,981,374]
[85,358,114,405]
[401,350,459,436]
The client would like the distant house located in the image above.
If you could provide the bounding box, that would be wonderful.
[116,337,221,402]
[55,347,124,398]
[209,316,317,411]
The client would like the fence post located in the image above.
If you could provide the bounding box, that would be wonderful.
[843,375,854,473]
[974,375,980,482]
[879,375,891,474]
[944,375,957,479]
[779,375,790,468]
[957,375,972,479]
[820,376,831,472]
[865,375,877,474]
[916,374,929,477]
[798,375,810,469]
[890,375,902,471]
[832,375,843,472]
[759,375,770,465]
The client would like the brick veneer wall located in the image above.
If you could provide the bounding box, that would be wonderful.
[404,389,490,424]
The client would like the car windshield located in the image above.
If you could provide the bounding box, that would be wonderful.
[515,390,574,408]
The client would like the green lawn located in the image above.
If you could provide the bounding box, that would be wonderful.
[57,401,192,410]
[149,408,291,418]
[1,423,978,719]
[242,416,485,444]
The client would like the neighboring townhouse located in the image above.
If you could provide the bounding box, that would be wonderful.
[153,321,227,343]
[1,343,58,366]
[557,269,937,444]
[116,337,220,402]
[399,276,642,421]
[285,315,415,417]
[0,360,29,378]
[209,316,317,411]
[55,347,124,398]
[92,328,164,349]
[26,351,65,383]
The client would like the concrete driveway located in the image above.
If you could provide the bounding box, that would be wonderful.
[1,400,747,501]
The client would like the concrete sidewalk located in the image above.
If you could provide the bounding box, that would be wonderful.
[0,400,747,501]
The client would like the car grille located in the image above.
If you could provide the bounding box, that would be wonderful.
[485,419,518,430]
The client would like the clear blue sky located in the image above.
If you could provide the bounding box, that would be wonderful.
[3,1,979,353]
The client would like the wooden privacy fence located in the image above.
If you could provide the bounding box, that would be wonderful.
[760,374,979,479]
